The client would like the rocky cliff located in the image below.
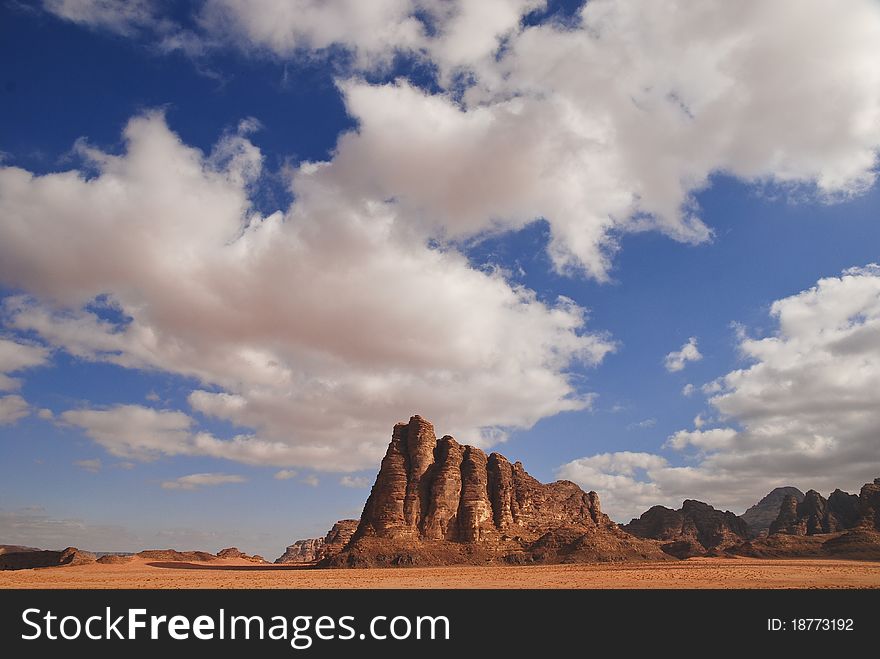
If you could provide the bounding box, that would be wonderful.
[275,519,360,563]
[622,500,749,557]
[318,520,358,560]
[0,547,95,570]
[275,538,324,563]
[324,415,669,567]
[769,488,861,535]
[740,487,804,538]
[732,478,880,559]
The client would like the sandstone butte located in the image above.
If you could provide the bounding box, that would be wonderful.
[322,415,670,567]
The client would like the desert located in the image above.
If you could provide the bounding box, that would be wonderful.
[2,416,879,589]
[1,556,878,590]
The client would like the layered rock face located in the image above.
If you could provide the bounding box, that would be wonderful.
[276,538,324,564]
[769,488,861,535]
[318,520,358,559]
[327,415,669,566]
[857,479,880,531]
[741,487,805,538]
[623,500,749,558]
[733,478,880,560]
[275,519,359,563]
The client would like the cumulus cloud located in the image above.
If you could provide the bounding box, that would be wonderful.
[41,1,880,276]
[0,394,31,425]
[273,469,298,480]
[73,458,102,473]
[0,113,609,471]
[664,337,702,372]
[560,265,880,520]
[161,473,247,490]
[12,2,880,480]
[291,0,880,279]
[0,338,49,391]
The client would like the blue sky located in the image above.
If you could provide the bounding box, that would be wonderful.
[1,1,880,558]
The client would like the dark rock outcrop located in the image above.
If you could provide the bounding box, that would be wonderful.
[0,546,95,570]
[325,415,670,567]
[770,488,862,536]
[623,500,749,557]
[733,478,880,559]
[857,478,880,531]
[769,494,802,535]
[741,487,804,538]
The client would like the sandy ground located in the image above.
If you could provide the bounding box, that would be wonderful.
[1,557,879,588]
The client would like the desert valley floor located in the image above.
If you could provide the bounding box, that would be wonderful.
[1,557,878,589]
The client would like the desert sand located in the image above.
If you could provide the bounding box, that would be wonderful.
[1,556,879,589]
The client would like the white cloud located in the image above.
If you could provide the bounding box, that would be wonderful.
[198,0,426,68]
[557,452,670,519]
[0,112,610,471]
[301,475,319,487]
[273,469,298,480]
[0,338,49,391]
[339,475,372,488]
[161,472,247,490]
[0,395,30,425]
[560,265,880,520]
[41,2,880,277]
[664,427,737,452]
[627,418,656,430]
[681,384,695,397]
[43,0,162,36]
[664,337,702,372]
[59,404,365,469]
[73,458,102,473]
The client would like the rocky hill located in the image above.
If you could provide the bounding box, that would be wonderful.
[769,489,861,535]
[323,415,669,567]
[276,538,324,563]
[731,479,880,559]
[740,487,804,538]
[0,547,95,570]
[622,500,749,558]
[275,519,359,563]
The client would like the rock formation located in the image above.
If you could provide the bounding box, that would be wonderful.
[769,488,861,535]
[136,549,218,562]
[0,546,95,570]
[732,478,880,560]
[324,415,669,567]
[275,519,359,563]
[318,520,358,560]
[622,500,749,558]
[216,547,265,562]
[275,538,324,563]
[740,487,804,538]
